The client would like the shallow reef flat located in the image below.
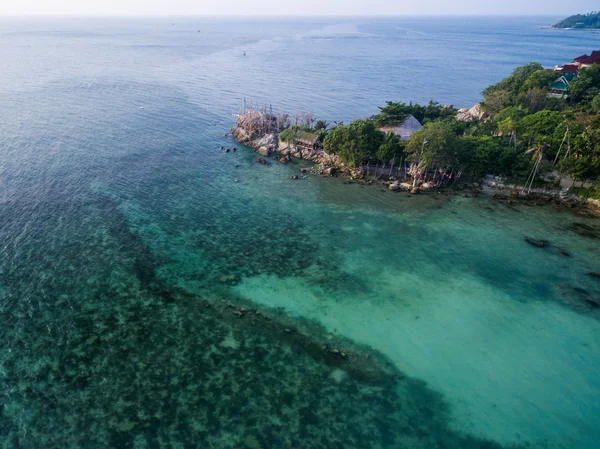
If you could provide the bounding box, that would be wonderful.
[0,191,514,449]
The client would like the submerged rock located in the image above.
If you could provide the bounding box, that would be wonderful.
[524,236,549,248]
[219,274,241,285]
[555,282,600,314]
[567,222,600,239]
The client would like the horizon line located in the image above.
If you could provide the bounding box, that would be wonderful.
[0,13,568,18]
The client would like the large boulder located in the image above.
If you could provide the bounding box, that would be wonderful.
[388,183,400,191]
[420,182,434,191]
[456,103,489,122]
[230,126,251,143]
[252,133,277,154]
[256,146,270,157]
[351,168,364,179]
[469,103,489,120]
[455,108,470,122]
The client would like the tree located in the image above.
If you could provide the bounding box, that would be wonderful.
[314,120,328,131]
[323,120,385,166]
[591,94,600,113]
[374,102,411,126]
[569,65,600,104]
[519,110,564,158]
[495,106,525,148]
[406,122,457,185]
[377,131,405,163]
[373,100,450,126]
[520,69,555,93]
[561,128,600,184]
[483,63,544,98]
[482,89,510,114]
[458,136,513,177]
[554,12,600,29]
[520,88,549,113]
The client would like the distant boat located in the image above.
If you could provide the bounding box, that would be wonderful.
[243,51,246,56]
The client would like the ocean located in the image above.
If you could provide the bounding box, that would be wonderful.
[0,15,599,449]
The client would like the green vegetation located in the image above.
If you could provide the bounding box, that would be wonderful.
[374,100,454,126]
[553,11,600,29]
[477,63,600,188]
[568,184,600,200]
[569,65,600,104]
[279,125,321,145]
[274,60,600,191]
[323,120,387,166]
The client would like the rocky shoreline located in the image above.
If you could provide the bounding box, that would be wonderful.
[229,123,600,217]
[229,124,362,177]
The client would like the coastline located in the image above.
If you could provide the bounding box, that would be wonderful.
[229,121,600,216]
[229,124,352,174]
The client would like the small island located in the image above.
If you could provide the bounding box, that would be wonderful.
[553,11,600,29]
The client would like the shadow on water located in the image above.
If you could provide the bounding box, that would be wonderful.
[0,195,522,449]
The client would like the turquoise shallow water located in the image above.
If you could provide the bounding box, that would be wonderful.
[1,15,600,449]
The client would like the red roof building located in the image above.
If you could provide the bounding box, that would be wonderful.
[575,50,600,67]
[561,64,579,74]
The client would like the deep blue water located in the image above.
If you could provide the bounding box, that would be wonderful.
[0,15,599,449]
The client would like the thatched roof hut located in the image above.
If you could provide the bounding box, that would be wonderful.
[294,130,321,149]
[378,115,423,141]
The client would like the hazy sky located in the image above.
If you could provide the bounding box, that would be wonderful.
[0,0,597,16]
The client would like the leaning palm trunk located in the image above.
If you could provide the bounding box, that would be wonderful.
[525,147,543,193]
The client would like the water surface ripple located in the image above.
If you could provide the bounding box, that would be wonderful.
[0,16,599,449]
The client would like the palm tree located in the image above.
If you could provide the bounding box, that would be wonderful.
[525,145,544,193]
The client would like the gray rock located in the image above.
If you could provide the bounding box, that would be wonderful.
[256,146,270,157]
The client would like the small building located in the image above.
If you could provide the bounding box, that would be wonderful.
[293,130,321,151]
[548,72,576,98]
[561,64,579,74]
[378,115,423,141]
[574,50,600,68]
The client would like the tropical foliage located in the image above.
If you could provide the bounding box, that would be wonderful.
[553,11,600,29]
[282,60,600,190]
[323,120,386,166]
